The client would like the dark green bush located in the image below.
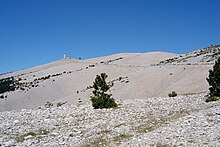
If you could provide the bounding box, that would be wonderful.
[57,102,63,107]
[0,77,16,94]
[91,73,117,109]
[45,101,53,108]
[168,91,177,97]
[205,96,220,102]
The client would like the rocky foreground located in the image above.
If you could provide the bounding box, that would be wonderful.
[0,94,219,147]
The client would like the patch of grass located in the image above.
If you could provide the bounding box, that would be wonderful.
[16,132,37,142]
[205,96,220,102]
[15,129,49,143]
[137,122,160,133]
[206,114,214,117]
[137,110,191,135]
[113,134,133,143]
[100,130,110,134]
[16,136,25,143]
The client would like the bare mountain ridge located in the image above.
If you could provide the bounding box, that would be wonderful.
[159,44,220,65]
[0,45,219,112]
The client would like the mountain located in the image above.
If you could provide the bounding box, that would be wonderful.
[0,45,220,146]
[0,45,219,112]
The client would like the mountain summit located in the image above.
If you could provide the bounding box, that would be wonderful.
[0,45,219,112]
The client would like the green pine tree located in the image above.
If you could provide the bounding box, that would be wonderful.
[206,58,220,102]
[90,73,117,109]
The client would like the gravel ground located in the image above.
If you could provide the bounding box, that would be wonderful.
[0,94,219,147]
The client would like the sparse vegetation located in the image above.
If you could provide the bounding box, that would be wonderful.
[45,101,53,108]
[207,58,220,97]
[100,57,123,64]
[168,91,177,97]
[89,64,95,67]
[51,73,62,77]
[90,73,117,109]
[57,102,63,107]
[125,80,129,83]
[15,129,49,143]
[16,132,37,142]
[0,77,16,94]
[78,98,82,103]
[158,45,220,65]
[113,134,133,143]
[205,96,220,102]
[56,101,67,107]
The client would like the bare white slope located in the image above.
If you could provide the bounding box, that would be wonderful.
[85,52,178,66]
[113,65,210,100]
[111,52,178,66]
[0,52,212,112]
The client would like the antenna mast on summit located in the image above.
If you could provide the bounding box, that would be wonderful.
[63,52,66,59]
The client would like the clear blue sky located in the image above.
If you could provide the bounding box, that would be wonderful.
[0,0,220,74]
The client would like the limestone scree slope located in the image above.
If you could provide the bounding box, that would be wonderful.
[1,45,219,112]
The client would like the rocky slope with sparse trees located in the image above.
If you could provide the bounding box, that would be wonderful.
[0,94,219,146]
[0,45,220,146]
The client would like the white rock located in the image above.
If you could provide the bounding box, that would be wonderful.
[13,120,19,124]
[24,135,34,140]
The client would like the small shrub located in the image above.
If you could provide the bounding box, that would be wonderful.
[89,64,95,67]
[16,132,37,143]
[168,91,177,97]
[57,102,63,107]
[0,77,16,94]
[45,101,53,108]
[205,96,220,102]
[78,98,82,103]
